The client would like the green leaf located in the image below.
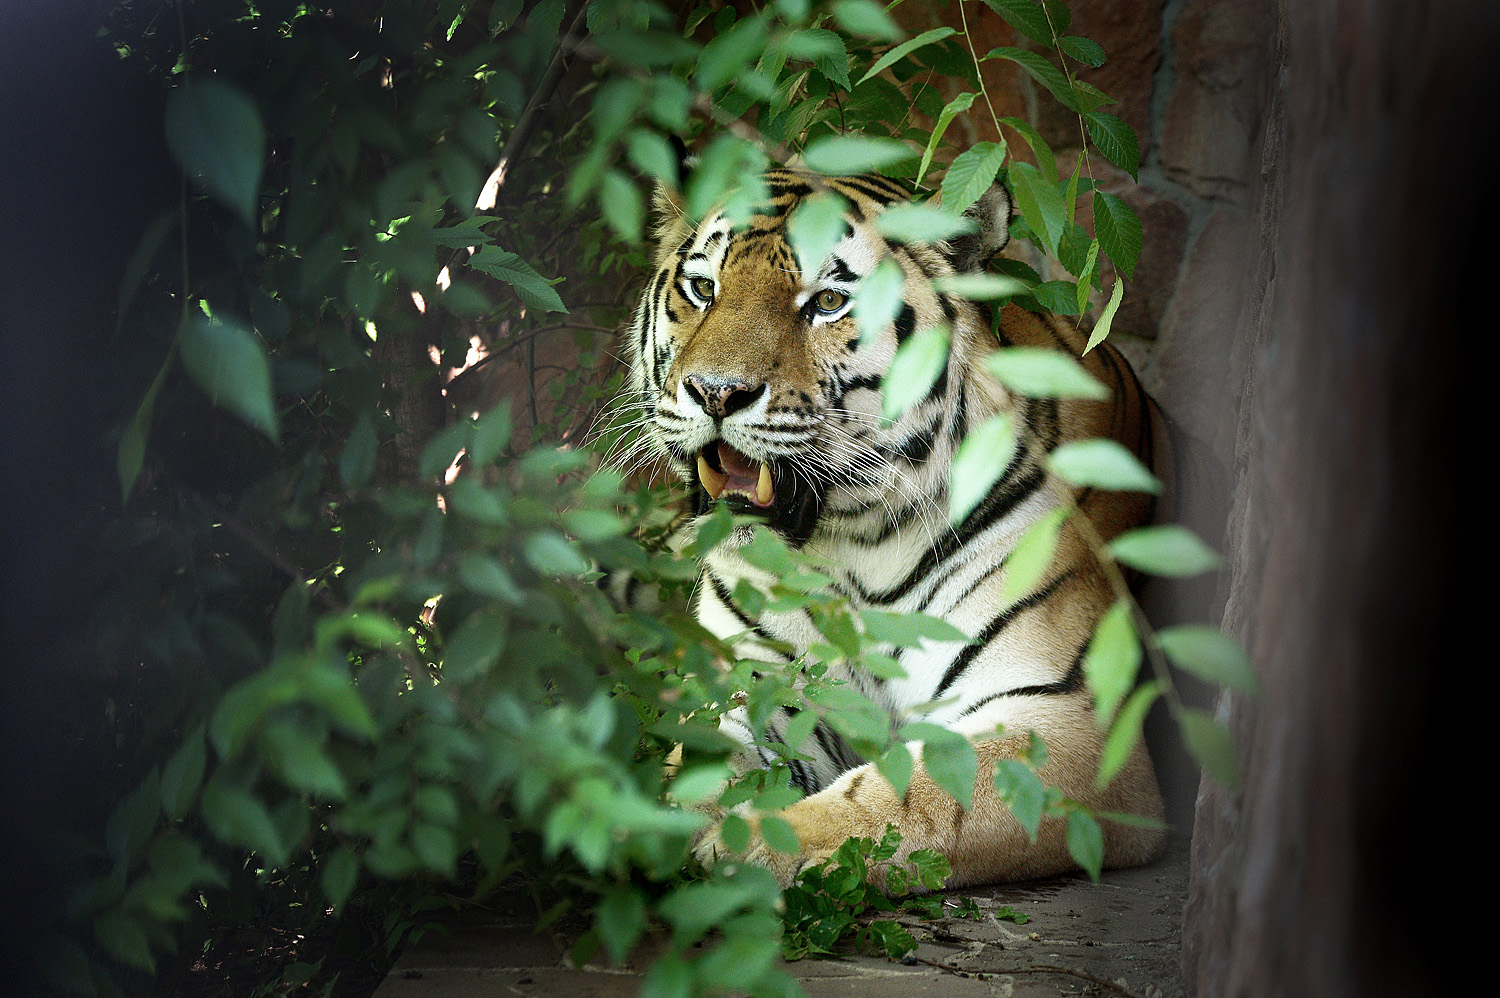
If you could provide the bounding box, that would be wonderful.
[1157,626,1260,694]
[854,257,904,346]
[695,13,771,92]
[1008,161,1066,255]
[1060,35,1107,68]
[524,530,590,576]
[858,26,957,85]
[684,133,767,222]
[985,347,1109,400]
[720,813,751,853]
[999,506,1067,604]
[596,886,647,964]
[468,246,567,313]
[998,116,1058,183]
[983,0,1055,47]
[1108,525,1222,577]
[1047,438,1161,494]
[160,724,207,820]
[599,169,644,243]
[993,759,1046,840]
[164,78,265,229]
[321,847,359,911]
[876,741,914,797]
[986,46,1074,108]
[1082,600,1141,725]
[118,346,173,499]
[105,771,161,868]
[803,134,915,175]
[760,816,801,854]
[178,312,279,441]
[1095,680,1160,789]
[339,412,378,489]
[940,140,1008,215]
[94,909,155,973]
[917,92,976,187]
[1084,112,1139,180]
[921,733,976,809]
[1084,276,1126,353]
[881,326,949,421]
[262,718,348,800]
[1066,810,1104,882]
[470,403,513,466]
[788,191,850,279]
[1093,191,1143,279]
[1181,709,1239,788]
[949,413,1016,524]
[626,127,681,189]
[201,780,289,865]
[831,0,905,41]
[875,202,976,243]
[933,273,1029,301]
[442,607,507,681]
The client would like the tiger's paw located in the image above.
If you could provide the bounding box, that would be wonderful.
[690,813,832,889]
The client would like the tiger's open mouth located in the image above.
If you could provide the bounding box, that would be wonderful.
[696,441,775,508]
[689,439,823,546]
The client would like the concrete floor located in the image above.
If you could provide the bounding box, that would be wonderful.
[373,834,1189,998]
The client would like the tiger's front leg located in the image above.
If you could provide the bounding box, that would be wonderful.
[693,710,1165,889]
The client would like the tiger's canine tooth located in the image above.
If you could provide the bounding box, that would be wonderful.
[755,462,774,505]
[697,454,727,499]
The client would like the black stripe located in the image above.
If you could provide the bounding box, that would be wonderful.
[931,569,1076,701]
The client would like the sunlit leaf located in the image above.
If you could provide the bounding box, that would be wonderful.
[999,506,1067,603]
[1047,438,1161,494]
[858,26,957,85]
[949,413,1016,524]
[1157,626,1260,693]
[881,326,949,421]
[1095,680,1160,789]
[1108,525,1222,577]
[985,347,1109,400]
[854,257,904,346]
[803,134,915,175]
[788,191,850,278]
[939,141,1007,214]
[875,201,976,243]
[1082,600,1141,725]
[831,0,905,41]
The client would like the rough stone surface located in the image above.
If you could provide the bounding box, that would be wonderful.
[1159,0,1278,199]
[374,837,1190,998]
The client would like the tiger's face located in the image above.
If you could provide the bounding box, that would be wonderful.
[627,169,1011,546]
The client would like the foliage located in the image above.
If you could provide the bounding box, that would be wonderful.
[48,1,1256,996]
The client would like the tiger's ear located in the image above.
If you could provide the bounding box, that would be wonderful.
[945,181,1013,273]
[648,140,695,256]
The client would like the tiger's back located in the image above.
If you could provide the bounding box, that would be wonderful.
[623,167,1166,887]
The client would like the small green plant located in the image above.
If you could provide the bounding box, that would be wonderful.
[779,826,947,961]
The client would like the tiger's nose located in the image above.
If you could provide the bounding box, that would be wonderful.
[683,374,766,419]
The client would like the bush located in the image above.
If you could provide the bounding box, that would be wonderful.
[43,2,1247,995]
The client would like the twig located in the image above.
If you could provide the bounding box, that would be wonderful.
[911,953,1148,997]
[475,1,591,211]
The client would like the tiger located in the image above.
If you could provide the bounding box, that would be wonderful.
[620,166,1167,888]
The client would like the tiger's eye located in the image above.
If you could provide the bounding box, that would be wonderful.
[689,277,715,302]
[814,289,848,313]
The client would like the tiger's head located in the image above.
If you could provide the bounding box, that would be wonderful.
[624,168,1013,547]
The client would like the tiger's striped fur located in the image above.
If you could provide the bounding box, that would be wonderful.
[623,168,1166,887]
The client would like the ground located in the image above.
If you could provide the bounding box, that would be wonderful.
[371,834,1189,998]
